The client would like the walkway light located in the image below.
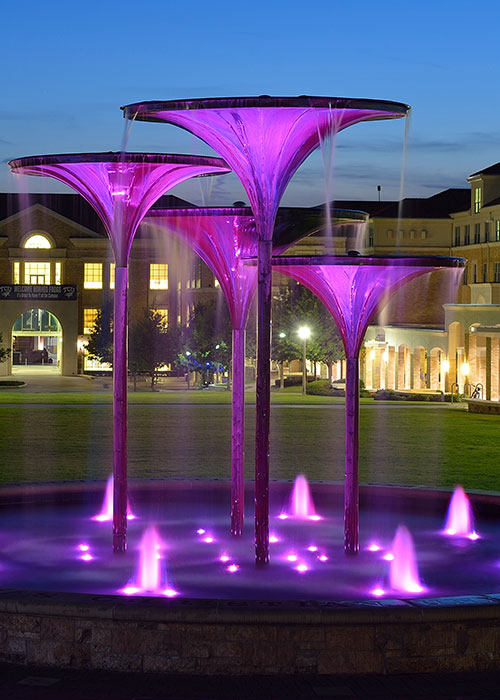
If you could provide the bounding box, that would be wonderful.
[442,359,450,373]
[462,362,470,376]
[297,326,311,395]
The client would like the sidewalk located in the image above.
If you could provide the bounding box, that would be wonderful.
[1,662,500,699]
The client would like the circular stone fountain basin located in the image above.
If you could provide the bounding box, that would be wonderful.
[2,480,500,676]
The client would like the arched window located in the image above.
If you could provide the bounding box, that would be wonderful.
[24,234,52,249]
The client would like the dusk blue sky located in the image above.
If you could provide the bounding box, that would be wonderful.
[2,0,500,207]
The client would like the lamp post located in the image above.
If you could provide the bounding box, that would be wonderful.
[297,326,311,395]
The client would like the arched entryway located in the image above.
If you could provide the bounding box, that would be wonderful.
[11,308,63,374]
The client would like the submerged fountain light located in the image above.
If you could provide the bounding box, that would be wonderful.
[92,475,135,522]
[367,543,382,552]
[389,525,425,594]
[120,526,177,597]
[280,474,320,520]
[444,485,478,539]
[124,95,410,564]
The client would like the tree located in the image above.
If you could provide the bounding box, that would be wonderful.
[184,299,232,387]
[86,302,113,366]
[272,288,300,388]
[129,309,183,390]
[0,331,10,364]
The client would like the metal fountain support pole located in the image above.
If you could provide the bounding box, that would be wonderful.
[231,326,246,535]
[344,355,360,554]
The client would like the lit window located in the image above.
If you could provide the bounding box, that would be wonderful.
[496,220,500,241]
[83,308,98,335]
[24,234,51,249]
[214,276,220,288]
[474,187,482,214]
[84,263,103,289]
[24,262,51,284]
[13,262,20,284]
[152,308,168,330]
[110,263,115,290]
[150,263,168,290]
[55,262,62,285]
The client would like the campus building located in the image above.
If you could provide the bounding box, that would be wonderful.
[0,161,499,398]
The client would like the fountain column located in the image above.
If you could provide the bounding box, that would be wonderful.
[344,356,360,553]
[231,326,246,534]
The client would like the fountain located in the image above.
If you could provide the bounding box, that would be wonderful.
[280,474,319,520]
[145,206,325,535]
[8,152,230,552]
[389,525,425,594]
[92,474,135,522]
[270,254,464,552]
[122,95,409,563]
[444,485,478,539]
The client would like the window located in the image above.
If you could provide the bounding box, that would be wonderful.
[55,262,62,285]
[474,187,482,213]
[496,220,500,241]
[494,263,500,283]
[187,260,202,289]
[472,263,478,284]
[13,262,20,284]
[420,230,427,239]
[483,263,488,283]
[152,308,168,331]
[485,221,491,242]
[84,263,103,289]
[24,234,51,249]
[214,276,220,288]
[83,308,98,335]
[149,263,168,290]
[110,263,115,290]
[24,262,51,284]
[474,224,481,244]
[463,266,468,285]
[454,227,460,246]
[464,225,471,245]
[368,226,375,247]
[409,229,415,239]
[386,229,393,238]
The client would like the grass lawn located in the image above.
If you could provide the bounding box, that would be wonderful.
[0,401,497,492]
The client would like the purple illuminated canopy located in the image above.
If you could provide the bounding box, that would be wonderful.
[122,97,409,236]
[8,152,230,266]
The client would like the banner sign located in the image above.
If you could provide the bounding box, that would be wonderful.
[0,284,77,301]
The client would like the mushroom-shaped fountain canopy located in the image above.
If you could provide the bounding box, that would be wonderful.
[146,206,330,328]
[122,96,409,238]
[268,254,465,358]
[8,152,230,266]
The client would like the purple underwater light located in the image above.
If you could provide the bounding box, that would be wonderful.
[9,153,230,552]
[123,95,409,564]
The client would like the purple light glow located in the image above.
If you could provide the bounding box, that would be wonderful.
[80,553,93,562]
[123,96,410,565]
[77,544,90,552]
[120,526,177,597]
[203,536,214,544]
[196,529,206,535]
[318,554,329,562]
[307,545,318,552]
[389,525,425,594]
[296,564,309,573]
[219,554,230,563]
[9,153,229,555]
[444,485,477,538]
[272,255,464,554]
[269,534,279,543]
[368,543,382,552]
[286,553,298,562]
[278,514,288,520]
[383,553,394,562]
[92,475,135,523]
[227,564,239,573]
[371,587,385,597]
[281,474,318,520]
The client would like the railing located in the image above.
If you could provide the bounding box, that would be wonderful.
[450,382,459,403]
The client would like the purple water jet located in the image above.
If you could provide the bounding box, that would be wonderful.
[146,206,323,535]
[444,485,477,539]
[123,95,409,563]
[9,153,230,552]
[92,475,135,522]
[282,474,318,520]
[389,525,424,594]
[120,526,178,597]
[271,255,464,553]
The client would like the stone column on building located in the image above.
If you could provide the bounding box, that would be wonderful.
[491,338,499,401]
[387,346,396,390]
[486,336,492,400]
[373,348,381,390]
[430,352,439,391]
[413,348,422,390]
[468,332,477,386]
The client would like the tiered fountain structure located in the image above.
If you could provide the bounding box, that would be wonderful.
[122,95,410,562]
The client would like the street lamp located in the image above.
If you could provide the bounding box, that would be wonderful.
[297,326,311,395]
